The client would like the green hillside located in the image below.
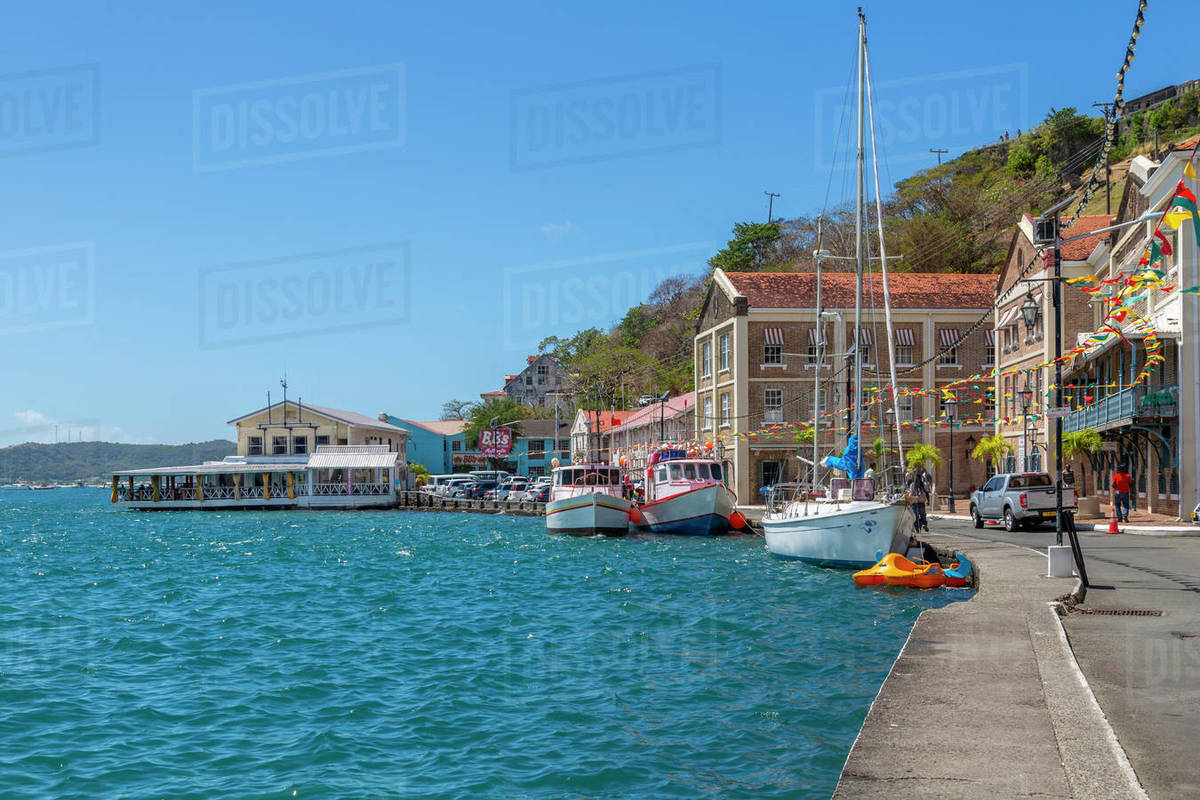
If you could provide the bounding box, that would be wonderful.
[0,440,237,484]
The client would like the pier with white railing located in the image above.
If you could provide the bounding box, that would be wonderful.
[111,445,401,510]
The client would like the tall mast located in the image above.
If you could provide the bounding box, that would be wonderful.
[863,23,906,475]
[812,215,824,486]
[852,8,866,468]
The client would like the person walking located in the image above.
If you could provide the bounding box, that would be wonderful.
[906,465,931,533]
[1112,465,1133,522]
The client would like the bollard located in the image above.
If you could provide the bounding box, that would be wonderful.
[1047,545,1074,578]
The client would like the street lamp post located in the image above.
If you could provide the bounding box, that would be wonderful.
[1019,383,1034,472]
[943,393,958,513]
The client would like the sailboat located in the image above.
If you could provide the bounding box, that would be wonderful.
[762,9,907,567]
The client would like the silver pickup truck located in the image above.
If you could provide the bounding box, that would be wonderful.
[969,472,1078,531]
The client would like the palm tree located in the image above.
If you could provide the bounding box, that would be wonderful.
[1063,428,1103,496]
[905,443,942,472]
[972,434,1013,474]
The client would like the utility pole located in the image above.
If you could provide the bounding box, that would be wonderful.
[929,147,948,165]
[764,191,780,224]
[1093,102,1114,214]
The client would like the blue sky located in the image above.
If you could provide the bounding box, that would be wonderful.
[0,0,1187,445]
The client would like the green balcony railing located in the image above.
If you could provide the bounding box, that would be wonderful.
[1063,384,1178,432]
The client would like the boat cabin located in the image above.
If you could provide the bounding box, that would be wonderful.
[553,464,622,488]
[645,449,725,503]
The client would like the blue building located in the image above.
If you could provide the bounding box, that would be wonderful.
[389,418,483,474]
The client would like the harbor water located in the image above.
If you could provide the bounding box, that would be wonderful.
[1,489,967,798]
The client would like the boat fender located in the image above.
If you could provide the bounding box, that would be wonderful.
[628,506,643,524]
[728,511,746,530]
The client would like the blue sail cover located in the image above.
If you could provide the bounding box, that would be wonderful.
[823,434,864,479]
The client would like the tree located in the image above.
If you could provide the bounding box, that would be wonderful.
[440,399,475,421]
[1063,428,1103,496]
[971,434,1013,473]
[410,462,430,486]
[462,397,533,452]
[906,443,943,472]
[708,221,783,272]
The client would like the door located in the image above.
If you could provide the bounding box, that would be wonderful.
[979,476,1003,517]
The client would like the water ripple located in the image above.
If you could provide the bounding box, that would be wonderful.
[0,489,966,798]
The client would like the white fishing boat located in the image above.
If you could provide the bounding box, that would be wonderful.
[546,463,631,536]
[762,9,910,568]
[631,448,742,536]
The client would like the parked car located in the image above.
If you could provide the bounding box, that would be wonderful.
[465,480,499,499]
[443,478,477,498]
[969,472,1078,532]
[489,481,528,500]
[527,484,551,503]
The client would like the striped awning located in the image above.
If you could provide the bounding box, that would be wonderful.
[985,329,995,345]
[764,327,784,345]
[938,329,960,347]
[807,328,818,345]
[859,329,873,345]
[997,306,1020,328]
[894,328,914,346]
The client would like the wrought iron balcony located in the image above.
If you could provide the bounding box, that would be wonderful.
[1063,384,1178,433]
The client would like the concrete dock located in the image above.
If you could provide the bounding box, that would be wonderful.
[834,520,1200,799]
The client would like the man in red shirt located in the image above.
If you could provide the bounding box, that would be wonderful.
[1112,466,1133,522]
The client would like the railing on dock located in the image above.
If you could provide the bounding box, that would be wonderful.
[393,490,547,516]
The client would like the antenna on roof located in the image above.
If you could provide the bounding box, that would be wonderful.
[280,375,288,420]
[267,391,272,424]
[298,397,303,422]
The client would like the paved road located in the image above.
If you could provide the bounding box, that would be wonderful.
[926,518,1200,798]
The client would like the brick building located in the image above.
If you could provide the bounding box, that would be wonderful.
[992,213,1115,475]
[1055,142,1198,516]
[694,269,995,503]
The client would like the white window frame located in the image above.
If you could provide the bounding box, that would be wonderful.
[719,333,730,372]
[938,346,958,366]
[764,389,784,423]
[719,392,731,427]
[763,344,783,365]
[897,395,914,422]
[247,436,264,456]
[702,395,714,430]
[895,344,914,366]
[701,341,712,378]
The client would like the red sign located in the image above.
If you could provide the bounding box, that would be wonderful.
[480,428,513,458]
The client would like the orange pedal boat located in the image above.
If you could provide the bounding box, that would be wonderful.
[853,553,946,589]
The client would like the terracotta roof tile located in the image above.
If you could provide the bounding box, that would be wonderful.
[723,271,996,310]
[1059,214,1116,261]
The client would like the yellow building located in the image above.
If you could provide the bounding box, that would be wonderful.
[112,400,410,510]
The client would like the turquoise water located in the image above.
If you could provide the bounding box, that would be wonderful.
[1,489,967,799]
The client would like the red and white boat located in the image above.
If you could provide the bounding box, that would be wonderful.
[546,463,632,537]
[631,449,744,536]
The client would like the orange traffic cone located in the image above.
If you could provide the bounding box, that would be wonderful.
[1108,507,1122,535]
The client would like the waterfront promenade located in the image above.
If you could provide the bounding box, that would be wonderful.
[835,519,1200,799]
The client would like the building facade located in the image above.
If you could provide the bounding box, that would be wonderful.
[609,392,694,471]
[1055,142,1198,516]
[390,418,481,475]
[499,355,570,408]
[569,410,627,463]
[113,398,409,510]
[694,269,995,503]
[992,213,1115,477]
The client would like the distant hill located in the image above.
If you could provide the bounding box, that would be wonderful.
[0,440,237,483]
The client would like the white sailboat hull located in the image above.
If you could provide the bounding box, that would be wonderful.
[762,500,906,567]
